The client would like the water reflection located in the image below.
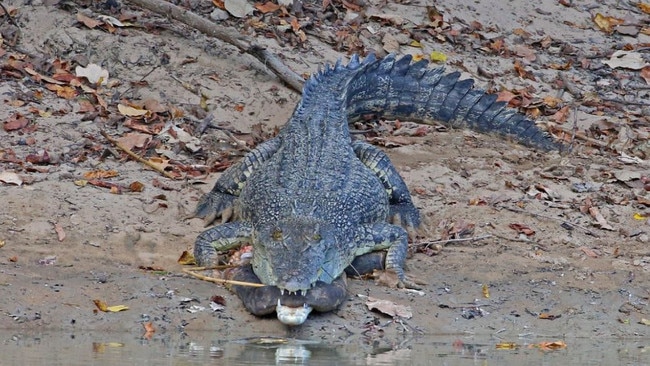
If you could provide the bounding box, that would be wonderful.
[0,331,647,365]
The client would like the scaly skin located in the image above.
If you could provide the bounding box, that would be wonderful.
[193,54,558,325]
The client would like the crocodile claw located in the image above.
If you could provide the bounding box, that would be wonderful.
[193,191,238,226]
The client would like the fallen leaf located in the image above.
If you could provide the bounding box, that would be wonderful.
[482,283,490,298]
[640,3,650,14]
[93,299,129,312]
[83,170,119,179]
[369,13,406,26]
[106,305,129,312]
[0,171,23,186]
[117,104,148,117]
[532,340,567,350]
[495,342,519,350]
[3,113,29,131]
[76,64,109,85]
[593,13,624,33]
[224,0,254,18]
[509,223,536,236]
[143,322,155,339]
[254,1,280,13]
[588,206,615,230]
[25,150,51,165]
[430,51,447,63]
[24,67,65,85]
[641,66,650,85]
[138,265,165,272]
[552,105,570,123]
[602,51,649,70]
[177,251,196,265]
[578,246,600,258]
[97,15,126,27]
[53,222,66,242]
[129,181,144,192]
[365,296,412,319]
[538,313,562,320]
[77,13,102,28]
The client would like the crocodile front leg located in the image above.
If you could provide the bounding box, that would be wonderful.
[351,140,421,233]
[194,222,253,266]
[354,222,412,287]
[194,137,281,225]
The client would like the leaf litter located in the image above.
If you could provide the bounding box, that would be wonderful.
[1,0,650,342]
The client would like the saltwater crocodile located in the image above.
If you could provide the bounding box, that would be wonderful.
[193,53,557,325]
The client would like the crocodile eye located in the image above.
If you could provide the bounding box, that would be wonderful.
[312,234,321,241]
[271,228,283,241]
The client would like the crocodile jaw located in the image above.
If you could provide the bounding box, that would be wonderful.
[276,300,313,326]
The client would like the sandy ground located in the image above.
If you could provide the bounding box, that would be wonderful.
[1,0,649,350]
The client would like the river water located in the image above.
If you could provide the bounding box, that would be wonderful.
[1,331,647,365]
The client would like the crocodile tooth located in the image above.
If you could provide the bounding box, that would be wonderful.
[280,289,285,296]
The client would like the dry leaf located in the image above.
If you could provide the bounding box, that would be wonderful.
[641,66,650,85]
[593,13,624,33]
[53,222,66,242]
[365,296,412,319]
[3,113,29,131]
[24,67,65,85]
[224,0,254,18]
[76,64,109,85]
[177,250,196,265]
[83,170,119,179]
[509,223,536,236]
[640,3,650,14]
[93,299,129,312]
[588,206,614,230]
[533,340,567,350]
[117,104,148,117]
[129,181,144,192]
[77,13,102,28]
[578,246,600,258]
[255,2,280,13]
[0,171,23,186]
[482,283,490,298]
[116,133,151,150]
[496,342,519,350]
[602,51,648,70]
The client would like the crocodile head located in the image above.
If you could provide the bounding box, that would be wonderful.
[251,216,339,295]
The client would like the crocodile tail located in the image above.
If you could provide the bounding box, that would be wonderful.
[344,54,558,151]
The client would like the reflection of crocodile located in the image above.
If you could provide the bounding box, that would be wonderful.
[194,54,558,325]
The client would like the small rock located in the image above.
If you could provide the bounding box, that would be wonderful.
[210,8,229,21]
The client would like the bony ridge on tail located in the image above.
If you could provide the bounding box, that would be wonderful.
[192,53,558,325]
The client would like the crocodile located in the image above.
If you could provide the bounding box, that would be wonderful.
[193,53,558,325]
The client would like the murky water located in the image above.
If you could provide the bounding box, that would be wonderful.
[0,331,648,365]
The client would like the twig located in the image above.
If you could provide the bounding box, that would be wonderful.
[497,204,599,237]
[549,123,609,148]
[126,0,305,92]
[412,234,493,248]
[182,267,265,287]
[100,130,178,180]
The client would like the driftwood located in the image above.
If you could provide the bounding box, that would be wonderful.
[126,0,305,92]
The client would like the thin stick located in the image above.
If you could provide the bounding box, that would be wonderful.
[412,234,493,248]
[498,205,599,237]
[100,130,178,180]
[182,267,265,287]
